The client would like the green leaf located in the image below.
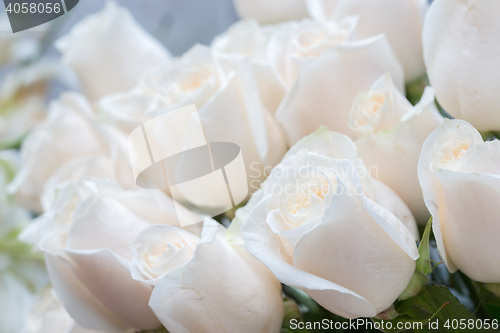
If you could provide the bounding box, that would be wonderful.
[481,131,500,142]
[376,285,490,332]
[281,297,310,333]
[416,218,433,275]
[405,76,428,106]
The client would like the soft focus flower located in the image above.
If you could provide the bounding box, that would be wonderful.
[21,288,110,333]
[423,0,500,132]
[101,45,287,191]
[275,33,404,143]
[8,92,135,212]
[307,0,428,82]
[0,151,48,333]
[19,178,185,332]
[351,74,443,223]
[240,148,418,319]
[131,225,200,286]
[267,17,356,90]
[418,119,500,283]
[139,218,284,333]
[0,59,70,148]
[232,0,308,24]
[0,14,41,66]
[211,20,285,113]
[56,2,170,101]
[281,127,419,238]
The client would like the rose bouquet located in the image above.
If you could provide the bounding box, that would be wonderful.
[2,0,500,332]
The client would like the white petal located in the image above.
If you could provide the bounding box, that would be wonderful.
[62,249,160,331]
[150,229,283,333]
[293,194,416,315]
[241,197,376,318]
[423,0,500,131]
[276,34,403,144]
[56,2,170,100]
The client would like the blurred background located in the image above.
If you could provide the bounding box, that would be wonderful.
[1,0,239,56]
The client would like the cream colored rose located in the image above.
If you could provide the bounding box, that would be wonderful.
[56,2,170,101]
[267,17,356,89]
[100,45,287,192]
[275,33,404,143]
[240,149,418,319]
[19,178,187,332]
[423,0,500,132]
[135,219,284,333]
[418,119,500,283]
[307,0,428,82]
[8,92,134,212]
[351,74,444,223]
[131,225,200,286]
[261,126,419,239]
[211,20,285,113]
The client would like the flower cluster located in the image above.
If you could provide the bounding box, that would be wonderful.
[2,0,500,332]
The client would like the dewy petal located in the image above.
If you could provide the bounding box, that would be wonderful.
[150,221,284,333]
[276,34,404,144]
[241,197,376,319]
[423,0,500,131]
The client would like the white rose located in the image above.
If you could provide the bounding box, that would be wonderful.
[8,92,134,212]
[307,0,428,82]
[418,119,500,283]
[0,60,66,147]
[423,0,500,132]
[351,74,444,223]
[211,20,285,113]
[232,0,308,24]
[267,17,356,89]
[240,149,418,319]
[19,178,188,332]
[270,127,419,239]
[100,45,287,190]
[56,2,170,101]
[134,218,284,333]
[275,34,404,144]
[130,225,200,286]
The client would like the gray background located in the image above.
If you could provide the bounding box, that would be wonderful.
[1,0,239,56]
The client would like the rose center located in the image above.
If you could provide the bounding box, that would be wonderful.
[441,142,470,164]
[289,178,330,215]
